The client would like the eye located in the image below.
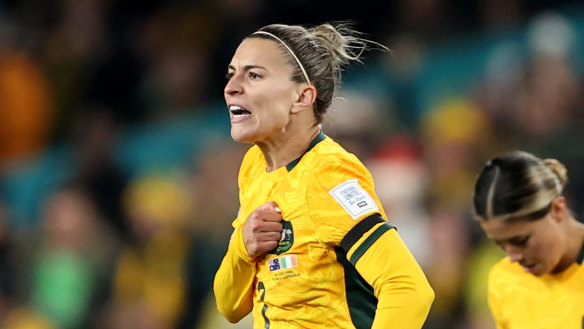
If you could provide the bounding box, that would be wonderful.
[510,236,530,247]
[225,72,234,81]
[248,71,261,80]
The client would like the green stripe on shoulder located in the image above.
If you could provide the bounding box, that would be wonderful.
[349,223,395,265]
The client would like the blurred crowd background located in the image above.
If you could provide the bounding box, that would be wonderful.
[1,0,583,328]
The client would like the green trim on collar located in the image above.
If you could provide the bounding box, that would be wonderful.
[577,239,584,265]
[285,131,326,171]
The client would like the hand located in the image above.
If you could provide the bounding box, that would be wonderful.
[242,201,283,258]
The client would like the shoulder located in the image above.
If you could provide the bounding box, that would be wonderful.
[308,136,369,176]
[304,137,382,216]
[300,136,377,196]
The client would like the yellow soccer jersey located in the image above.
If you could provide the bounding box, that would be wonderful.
[488,244,584,329]
[214,132,434,329]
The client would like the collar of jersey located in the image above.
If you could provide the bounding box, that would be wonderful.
[285,131,326,172]
[577,237,584,265]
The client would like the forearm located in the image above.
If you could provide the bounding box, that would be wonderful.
[371,276,434,329]
[354,229,434,329]
[213,228,257,323]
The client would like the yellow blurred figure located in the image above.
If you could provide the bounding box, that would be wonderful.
[2,307,55,329]
[111,173,195,329]
[422,98,488,145]
[124,173,193,229]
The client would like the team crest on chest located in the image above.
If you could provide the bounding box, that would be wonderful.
[269,220,293,255]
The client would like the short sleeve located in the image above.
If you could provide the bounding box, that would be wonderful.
[306,159,387,246]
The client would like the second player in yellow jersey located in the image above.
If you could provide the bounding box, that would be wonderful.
[473,151,584,329]
[488,251,584,329]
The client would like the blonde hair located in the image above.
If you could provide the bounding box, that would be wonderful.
[473,151,568,222]
[248,22,388,123]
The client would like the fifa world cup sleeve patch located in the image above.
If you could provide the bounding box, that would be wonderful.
[329,179,379,220]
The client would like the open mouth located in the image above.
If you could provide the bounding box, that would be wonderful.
[522,263,537,273]
[229,105,251,118]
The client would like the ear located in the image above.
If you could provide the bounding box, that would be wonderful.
[291,84,317,114]
[551,196,567,222]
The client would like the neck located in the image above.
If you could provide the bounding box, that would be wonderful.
[556,217,584,272]
[258,124,321,172]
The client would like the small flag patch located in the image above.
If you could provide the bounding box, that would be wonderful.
[268,255,298,272]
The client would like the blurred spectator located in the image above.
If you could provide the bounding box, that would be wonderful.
[135,2,219,120]
[378,32,427,128]
[421,98,495,208]
[29,186,112,329]
[2,307,56,329]
[102,172,194,329]
[182,141,246,329]
[0,22,53,164]
[479,0,523,32]
[69,107,132,242]
[366,135,432,268]
[419,99,494,328]
[0,202,17,320]
[322,89,390,160]
[486,12,584,217]
[463,239,504,329]
[515,12,581,139]
[189,140,247,245]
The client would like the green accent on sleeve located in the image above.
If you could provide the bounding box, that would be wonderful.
[349,223,395,266]
[258,282,270,328]
[335,247,377,329]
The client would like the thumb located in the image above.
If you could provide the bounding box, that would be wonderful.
[264,201,281,213]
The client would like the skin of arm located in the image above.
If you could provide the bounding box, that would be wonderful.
[354,228,435,329]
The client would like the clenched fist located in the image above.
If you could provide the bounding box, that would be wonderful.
[242,201,283,258]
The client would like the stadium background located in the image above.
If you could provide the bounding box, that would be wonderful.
[0,0,583,328]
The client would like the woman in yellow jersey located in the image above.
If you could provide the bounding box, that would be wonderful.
[213,23,434,329]
[473,150,584,329]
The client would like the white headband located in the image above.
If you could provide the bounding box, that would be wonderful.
[252,31,311,84]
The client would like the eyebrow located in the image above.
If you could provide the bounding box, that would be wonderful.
[227,64,267,72]
[493,234,529,245]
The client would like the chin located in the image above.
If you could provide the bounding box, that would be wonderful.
[230,129,253,144]
[534,265,553,277]
[230,134,247,143]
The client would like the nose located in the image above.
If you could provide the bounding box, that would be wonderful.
[504,245,524,263]
[224,74,243,96]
